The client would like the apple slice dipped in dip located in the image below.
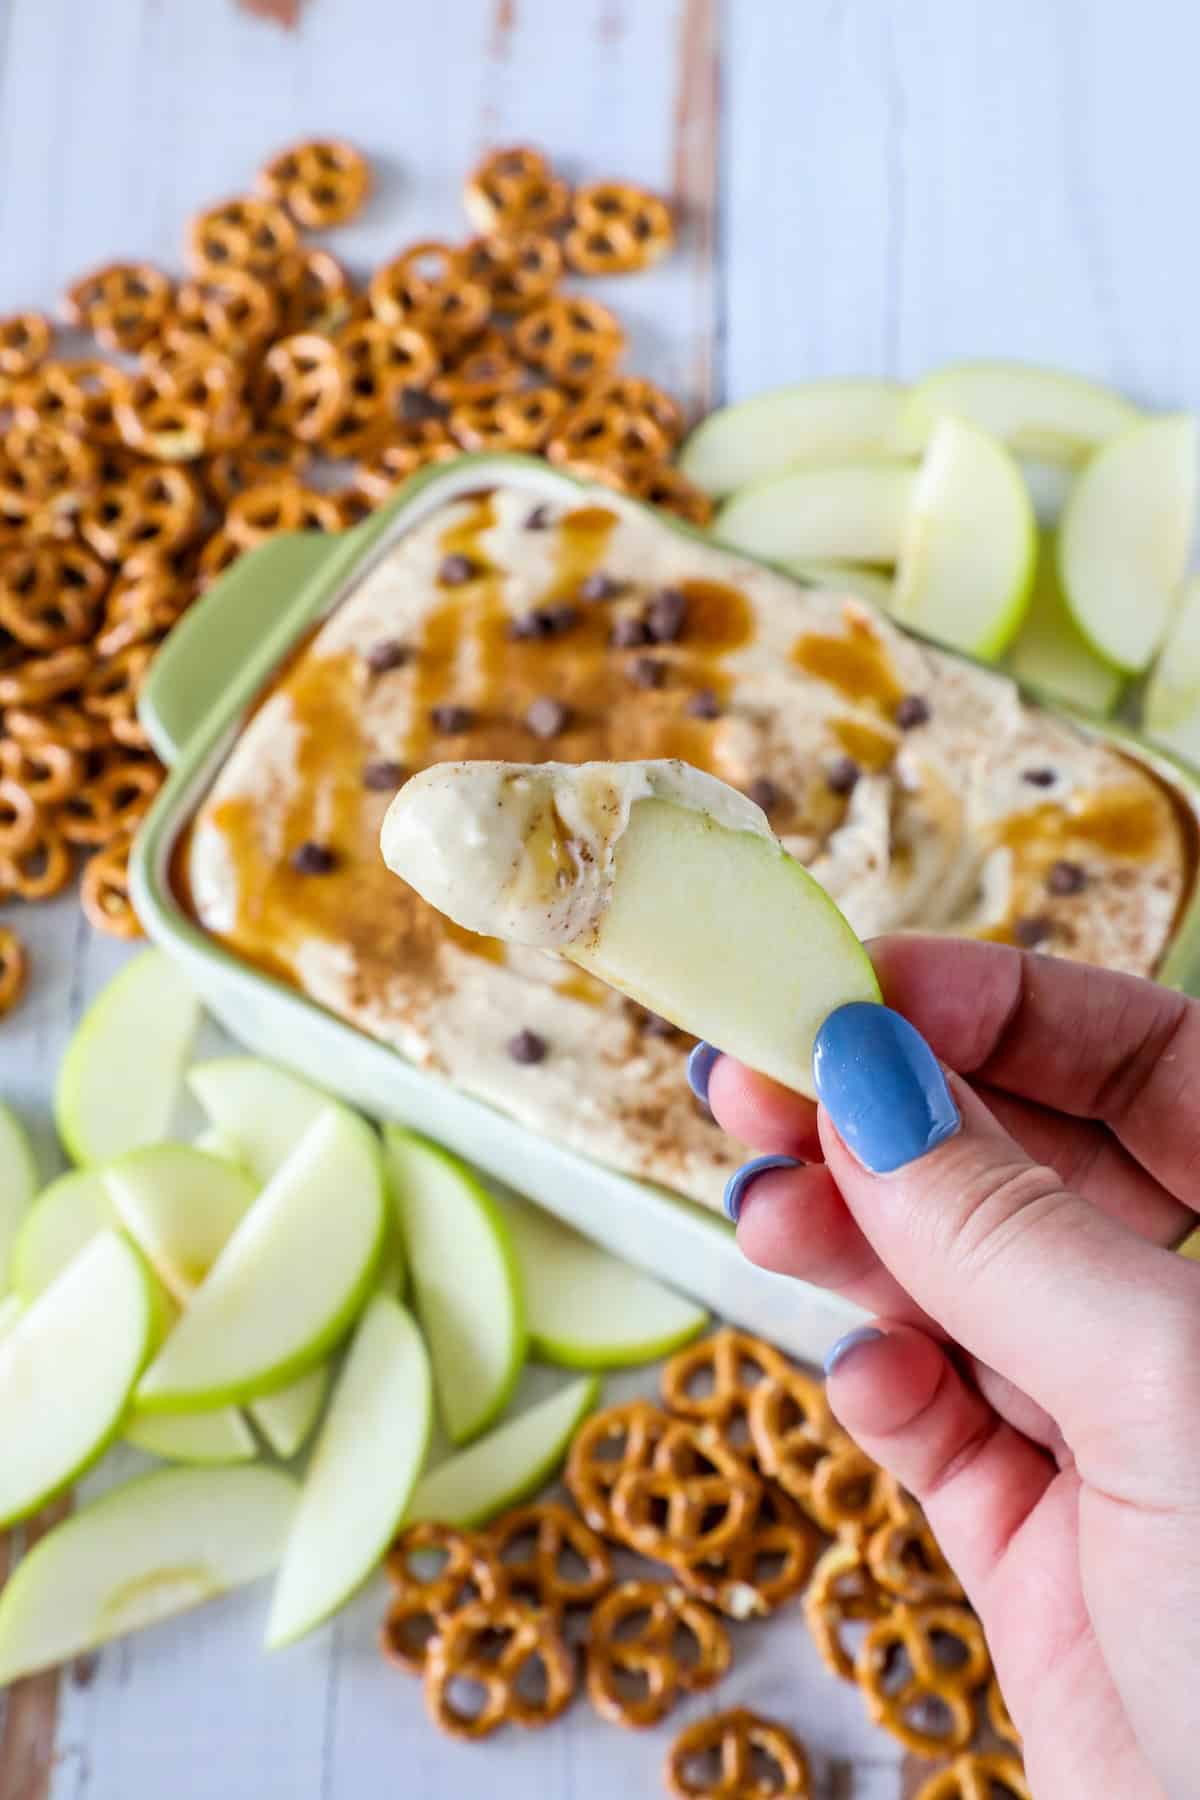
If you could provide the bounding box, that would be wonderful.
[380,758,880,1100]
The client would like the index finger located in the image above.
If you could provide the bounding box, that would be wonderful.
[871,935,1200,1206]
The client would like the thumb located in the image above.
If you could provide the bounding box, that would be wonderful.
[812,1002,1197,1440]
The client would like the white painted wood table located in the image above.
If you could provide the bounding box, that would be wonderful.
[1,1,1196,1793]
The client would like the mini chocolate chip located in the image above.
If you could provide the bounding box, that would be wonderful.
[1047,859,1088,896]
[894,694,931,730]
[610,614,650,648]
[628,655,667,689]
[401,388,449,422]
[524,503,552,531]
[578,570,623,603]
[508,1029,547,1065]
[747,777,781,813]
[826,755,861,796]
[438,553,480,586]
[291,841,337,875]
[363,759,407,790]
[364,638,411,674]
[1022,767,1057,787]
[525,696,570,739]
[645,586,687,643]
[686,687,722,720]
[1013,915,1054,948]
[430,704,474,734]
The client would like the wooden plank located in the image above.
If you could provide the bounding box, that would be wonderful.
[0,1501,71,1800]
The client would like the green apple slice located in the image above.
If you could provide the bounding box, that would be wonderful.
[896,361,1139,462]
[781,560,894,610]
[187,1058,338,1185]
[55,951,200,1166]
[407,1375,600,1529]
[715,462,915,565]
[0,1104,37,1297]
[1057,415,1198,674]
[266,1295,431,1647]
[679,379,905,497]
[250,1365,330,1460]
[0,1463,297,1683]
[124,1406,258,1465]
[496,1192,707,1368]
[1008,533,1124,716]
[892,416,1036,660]
[10,1167,112,1301]
[192,1125,251,1170]
[103,1145,258,1304]
[382,1129,525,1446]
[1144,573,1200,765]
[136,1109,385,1412]
[0,1231,153,1526]
[0,1294,21,1340]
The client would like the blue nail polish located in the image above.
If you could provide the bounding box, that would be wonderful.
[687,1041,721,1105]
[723,1153,803,1224]
[813,1003,960,1175]
[823,1325,885,1376]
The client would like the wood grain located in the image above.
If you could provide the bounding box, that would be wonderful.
[234,0,302,27]
[0,1501,72,1800]
[670,0,720,415]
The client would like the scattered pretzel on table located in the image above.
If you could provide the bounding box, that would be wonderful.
[80,832,142,939]
[804,1537,894,1683]
[0,925,27,1014]
[669,1480,819,1619]
[257,138,371,230]
[565,1398,675,1533]
[661,1326,792,1450]
[0,311,52,378]
[565,181,676,276]
[867,1503,965,1603]
[187,195,299,278]
[611,1418,763,1561]
[380,1520,503,1674]
[585,1580,729,1728]
[487,1499,612,1618]
[855,1601,991,1758]
[63,261,174,353]
[463,145,572,237]
[423,1596,575,1739]
[665,1708,812,1799]
[912,1753,1030,1800]
[747,1360,842,1509]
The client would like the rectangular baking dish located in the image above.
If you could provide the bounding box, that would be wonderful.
[131,454,1200,1363]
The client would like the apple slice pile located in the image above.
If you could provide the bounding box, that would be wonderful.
[0,953,709,1683]
[683,361,1200,756]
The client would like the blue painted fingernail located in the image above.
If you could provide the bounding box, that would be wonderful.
[723,1153,803,1224]
[687,1041,721,1105]
[813,1003,960,1175]
[823,1326,885,1376]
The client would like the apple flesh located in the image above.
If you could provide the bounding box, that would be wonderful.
[124,1406,258,1465]
[1144,574,1200,766]
[896,361,1139,462]
[103,1146,257,1305]
[715,462,915,566]
[679,379,905,497]
[781,560,894,611]
[406,1375,599,1529]
[1008,534,1124,717]
[187,1057,339,1185]
[0,1104,36,1298]
[250,1365,330,1461]
[0,1464,298,1684]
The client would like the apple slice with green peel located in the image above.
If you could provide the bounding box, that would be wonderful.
[103,1145,258,1304]
[407,1375,599,1529]
[136,1109,385,1413]
[1057,415,1198,674]
[55,952,200,1166]
[382,763,881,1103]
[0,1231,154,1526]
[896,361,1139,461]
[1008,533,1124,716]
[11,1168,111,1301]
[1143,573,1200,766]
[496,1192,707,1368]
[0,1103,37,1296]
[124,1406,258,1465]
[892,416,1036,661]
[0,1464,297,1683]
[382,1129,525,1446]
[679,379,905,497]
[187,1058,338,1186]
[715,462,915,566]
[265,1295,431,1647]
[192,1125,251,1170]
[781,560,894,611]
[250,1365,330,1460]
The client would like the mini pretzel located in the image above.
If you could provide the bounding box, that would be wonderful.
[566,182,675,275]
[80,832,142,938]
[912,1754,1030,1800]
[353,426,458,502]
[804,1539,893,1683]
[565,1399,675,1533]
[116,361,249,461]
[867,1507,964,1604]
[258,138,371,229]
[491,385,569,450]
[661,1327,792,1451]
[381,1521,503,1673]
[806,1439,892,1538]
[462,232,563,314]
[634,463,715,525]
[274,248,357,336]
[0,739,83,806]
[78,463,203,564]
[588,374,684,444]
[0,647,93,707]
[195,529,243,587]
[0,543,107,650]
[368,257,491,351]
[0,927,27,1014]
[464,147,571,237]
[446,397,513,454]
[514,295,626,390]
[855,1602,990,1757]
[611,1419,763,1561]
[669,1482,818,1620]
[63,261,173,352]
[187,195,298,278]
[487,1501,612,1618]
[586,1580,729,1728]
[0,818,72,900]
[431,335,524,407]
[81,645,154,750]
[225,479,345,547]
[0,778,41,855]
[0,423,98,534]
[11,359,125,444]
[4,701,111,754]
[0,313,52,379]
[206,431,308,504]
[423,1597,574,1739]
[987,1676,1021,1749]
[746,1365,840,1505]
[665,1709,811,1799]
[254,334,348,442]
[96,574,189,659]
[319,319,439,458]
[173,270,280,359]
[59,757,160,847]
[547,396,671,480]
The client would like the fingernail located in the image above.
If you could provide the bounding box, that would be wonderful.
[687,1041,721,1105]
[723,1153,803,1224]
[823,1325,885,1376]
[813,1002,960,1175]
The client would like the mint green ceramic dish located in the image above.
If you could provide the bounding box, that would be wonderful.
[131,455,1200,1358]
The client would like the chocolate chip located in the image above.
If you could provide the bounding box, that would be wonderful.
[894,694,931,730]
[645,586,687,643]
[430,704,474,734]
[610,614,650,648]
[826,756,861,796]
[1013,915,1054,948]
[1022,768,1057,788]
[363,759,407,790]
[525,696,570,739]
[746,777,781,813]
[364,638,411,674]
[291,841,337,875]
[508,1029,547,1065]
[628,655,666,689]
[524,503,552,531]
[1047,859,1088,896]
[438,553,480,586]
[578,571,624,603]
[686,687,722,720]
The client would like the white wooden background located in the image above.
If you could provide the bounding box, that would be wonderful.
[1,0,1196,1794]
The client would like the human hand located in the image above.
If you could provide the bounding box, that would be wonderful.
[689,936,1200,1800]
